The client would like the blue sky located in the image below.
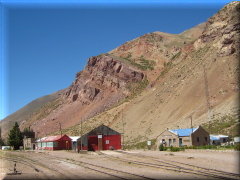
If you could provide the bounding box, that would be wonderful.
[0,0,233,120]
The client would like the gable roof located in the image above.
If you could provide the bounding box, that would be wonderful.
[36,137,47,142]
[40,134,70,142]
[169,127,199,137]
[87,124,120,135]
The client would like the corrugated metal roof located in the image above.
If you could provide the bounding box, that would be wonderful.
[70,136,81,142]
[41,135,63,142]
[36,137,47,142]
[169,127,198,137]
[210,134,228,141]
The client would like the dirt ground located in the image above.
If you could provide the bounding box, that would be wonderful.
[0,149,239,179]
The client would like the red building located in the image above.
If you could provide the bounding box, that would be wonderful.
[37,134,72,150]
[78,125,121,151]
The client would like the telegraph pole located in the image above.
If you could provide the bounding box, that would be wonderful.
[122,108,125,150]
[203,65,211,134]
[190,115,193,133]
[58,122,62,137]
[80,119,83,152]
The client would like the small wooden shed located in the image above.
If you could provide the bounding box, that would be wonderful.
[37,134,72,150]
[78,125,121,151]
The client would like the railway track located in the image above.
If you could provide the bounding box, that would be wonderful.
[121,151,240,178]
[0,156,40,173]
[101,151,240,180]
[41,153,154,180]
[0,154,70,179]
[116,150,240,178]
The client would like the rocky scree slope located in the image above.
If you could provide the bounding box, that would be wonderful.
[1,2,239,143]
[20,55,144,138]
[58,2,239,145]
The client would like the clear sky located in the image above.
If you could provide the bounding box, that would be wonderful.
[0,0,233,120]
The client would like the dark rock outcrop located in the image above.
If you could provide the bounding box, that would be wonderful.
[64,54,144,104]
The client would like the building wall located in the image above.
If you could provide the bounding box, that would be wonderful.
[23,138,35,150]
[77,125,121,151]
[191,126,209,146]
[157,127,210,148]
[157,130,179,148]
[37,135,72,150]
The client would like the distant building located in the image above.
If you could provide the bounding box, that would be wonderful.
[234,137,240,144]
[210,134,229,145]
[157,126,210,148]
[23,137,36,150]
[69,136,81,151]
[77,124,121,151]
[36,134,72,150]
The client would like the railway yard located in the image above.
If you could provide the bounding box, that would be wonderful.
[0,149,239,179]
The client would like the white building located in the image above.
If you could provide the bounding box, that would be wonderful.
[210,134,229,145]
[69,136,81,151]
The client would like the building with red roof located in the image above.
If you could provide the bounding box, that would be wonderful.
[36,134,72,150]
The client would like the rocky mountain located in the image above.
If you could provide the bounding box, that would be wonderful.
[1,2,239,143]
[0,54,145,139]
[0,92,62,139]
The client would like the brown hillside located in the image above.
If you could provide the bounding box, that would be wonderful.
[1,2,239,144]
[57,1,239,144]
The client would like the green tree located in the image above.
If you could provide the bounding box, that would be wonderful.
[0,138,4,146]
[8,122,23,150]
[22,127,35,138]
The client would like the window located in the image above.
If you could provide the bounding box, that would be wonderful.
[205,137,208,142]
[53,142,58,147]
[173,139,176,143]
[47,142,53,147]
[197,137,200,142]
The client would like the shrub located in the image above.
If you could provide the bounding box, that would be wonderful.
[170,146,185,152]
[234,144,240,151]
[159,144,167,151]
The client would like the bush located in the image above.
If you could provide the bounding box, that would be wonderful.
[234,144,240,151]
[159,144,167,151]
[170,146,185,152]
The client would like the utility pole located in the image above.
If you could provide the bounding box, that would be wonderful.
[80,119,83,152]
[190,115,193,133]
[121,108,125,150]
[58,122,62,137]
[203,65,211,134]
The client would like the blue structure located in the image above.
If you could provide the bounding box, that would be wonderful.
[157,126,210,147]
[169,128,197,137]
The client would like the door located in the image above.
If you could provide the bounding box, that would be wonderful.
[88,136,98,151]
[98,134,103,150]
[179,138,183,146]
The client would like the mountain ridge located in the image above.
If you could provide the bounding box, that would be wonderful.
[1,2,239,143]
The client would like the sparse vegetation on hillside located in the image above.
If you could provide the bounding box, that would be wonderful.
[156,61,174,80]
[202,114,240,138]
[24,98,62,128]
[109,53,156,71]
[171,51,182,60]
[126,77,149,100]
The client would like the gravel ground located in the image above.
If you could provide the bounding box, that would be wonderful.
[0,149,239,179]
